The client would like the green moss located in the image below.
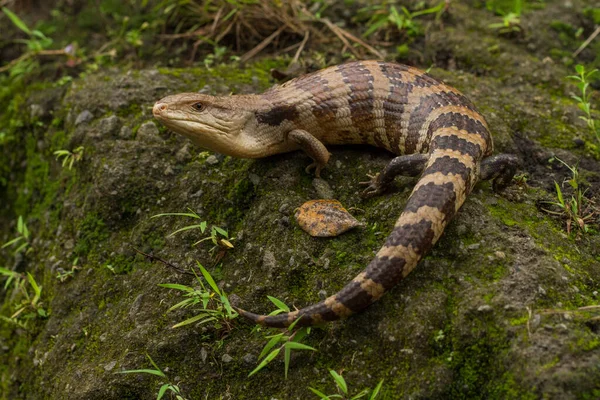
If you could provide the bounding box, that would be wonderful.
[157,58,287,94]
[509,315,529,326]
[574,334,600,352]
[74,213,109,257]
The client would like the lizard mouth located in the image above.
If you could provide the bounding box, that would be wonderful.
[152,102,229,136]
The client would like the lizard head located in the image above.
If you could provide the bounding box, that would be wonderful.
[153,92,257,156]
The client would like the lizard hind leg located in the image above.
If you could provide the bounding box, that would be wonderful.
[287,129,331,178]
[360,153,429,197]
[480,154,521,191]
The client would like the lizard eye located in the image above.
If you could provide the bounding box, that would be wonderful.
[192,102,205,112]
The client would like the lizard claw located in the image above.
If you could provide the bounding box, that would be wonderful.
[306,162,325,178]
[359,173,386,197]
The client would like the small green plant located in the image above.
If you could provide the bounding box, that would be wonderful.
[203,45,228,69]
[117,354,188,400]
[0,271,46,328]
[159,261,237,330]
[248,296,316,378]
[489,12,522,34]
[543,158,597,234]
[487,0,524,34]
[2,216,30,255]
[55,257,81,282]
[567,64,599,146]
[54,146,84,170]
[151,209,234,251]
[1,7,59,75]
[0,266,21,291]
[309,370,384,400]
[358,2,445,39]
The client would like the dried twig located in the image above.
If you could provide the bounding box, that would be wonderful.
[321,18,361,58]
[0,49,69,73]
[573,25,600,58]
[526,306,532,338]
[334,24,385,59]
[240,25,286,63]
[131,246,195,276]
[292,30,310,64]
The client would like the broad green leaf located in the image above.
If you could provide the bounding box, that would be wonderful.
[199,220,208,233]
[308,387,330,399]
[329,370,348,394]
[267,309,286,317]
[2,236,23,248]
[291,326,310,342]
[287,315,303,331]
[157,384,170,400]
[146,354,163,375]
[117,368,165,377]
[285,341,316,352]
[158,283,195,292]
[167,223,206,237]
[197,262,221,295]
[172,314,215,328]
[350,389,370,399]
[284,342,291,379]
[419,1,444,16]
[267,295,289,312]
[167,298,194,312]
[259,333,284,360]
[0,267,18,277]
[554,182,564,205]
[14,242,28,255]
[151,212,200,219]
[363,17,387,37]
[213,226,228,237]
[248,348,280,377]
[369,379,384,399]
[27,272,41,298]
[2,7,32,35]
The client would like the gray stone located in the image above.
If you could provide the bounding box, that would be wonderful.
[249,173,261,186]
[30,104,45,119]
[175,144,192,163]
[136,121,162,143]
[103,361,117,371]
[242,353,255,365]
[221,354,233,363]
[206,155,219,165]
[98,115,121,137]
[477,305,493,313]
[312,178,334,199]
[75,110,93,125]
[118,126,133,139]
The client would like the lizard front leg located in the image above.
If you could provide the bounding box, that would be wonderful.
[287,129,331,177]
[361,154,429,197]
[480,154,521,191]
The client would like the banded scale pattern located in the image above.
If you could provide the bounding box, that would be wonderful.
[153,61,518,328]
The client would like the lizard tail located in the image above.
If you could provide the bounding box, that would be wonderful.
[236,124,489,328]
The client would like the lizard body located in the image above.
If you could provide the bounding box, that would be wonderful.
[153,60,519,328]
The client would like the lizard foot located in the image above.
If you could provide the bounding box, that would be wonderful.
[306,162,325,178]
[359,173,387,197]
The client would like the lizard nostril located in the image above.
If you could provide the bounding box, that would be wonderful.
[153,102,167,116]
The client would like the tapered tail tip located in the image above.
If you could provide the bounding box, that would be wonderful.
[233,306,269,326]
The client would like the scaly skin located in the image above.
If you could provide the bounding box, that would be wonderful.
[153,61,519,328]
